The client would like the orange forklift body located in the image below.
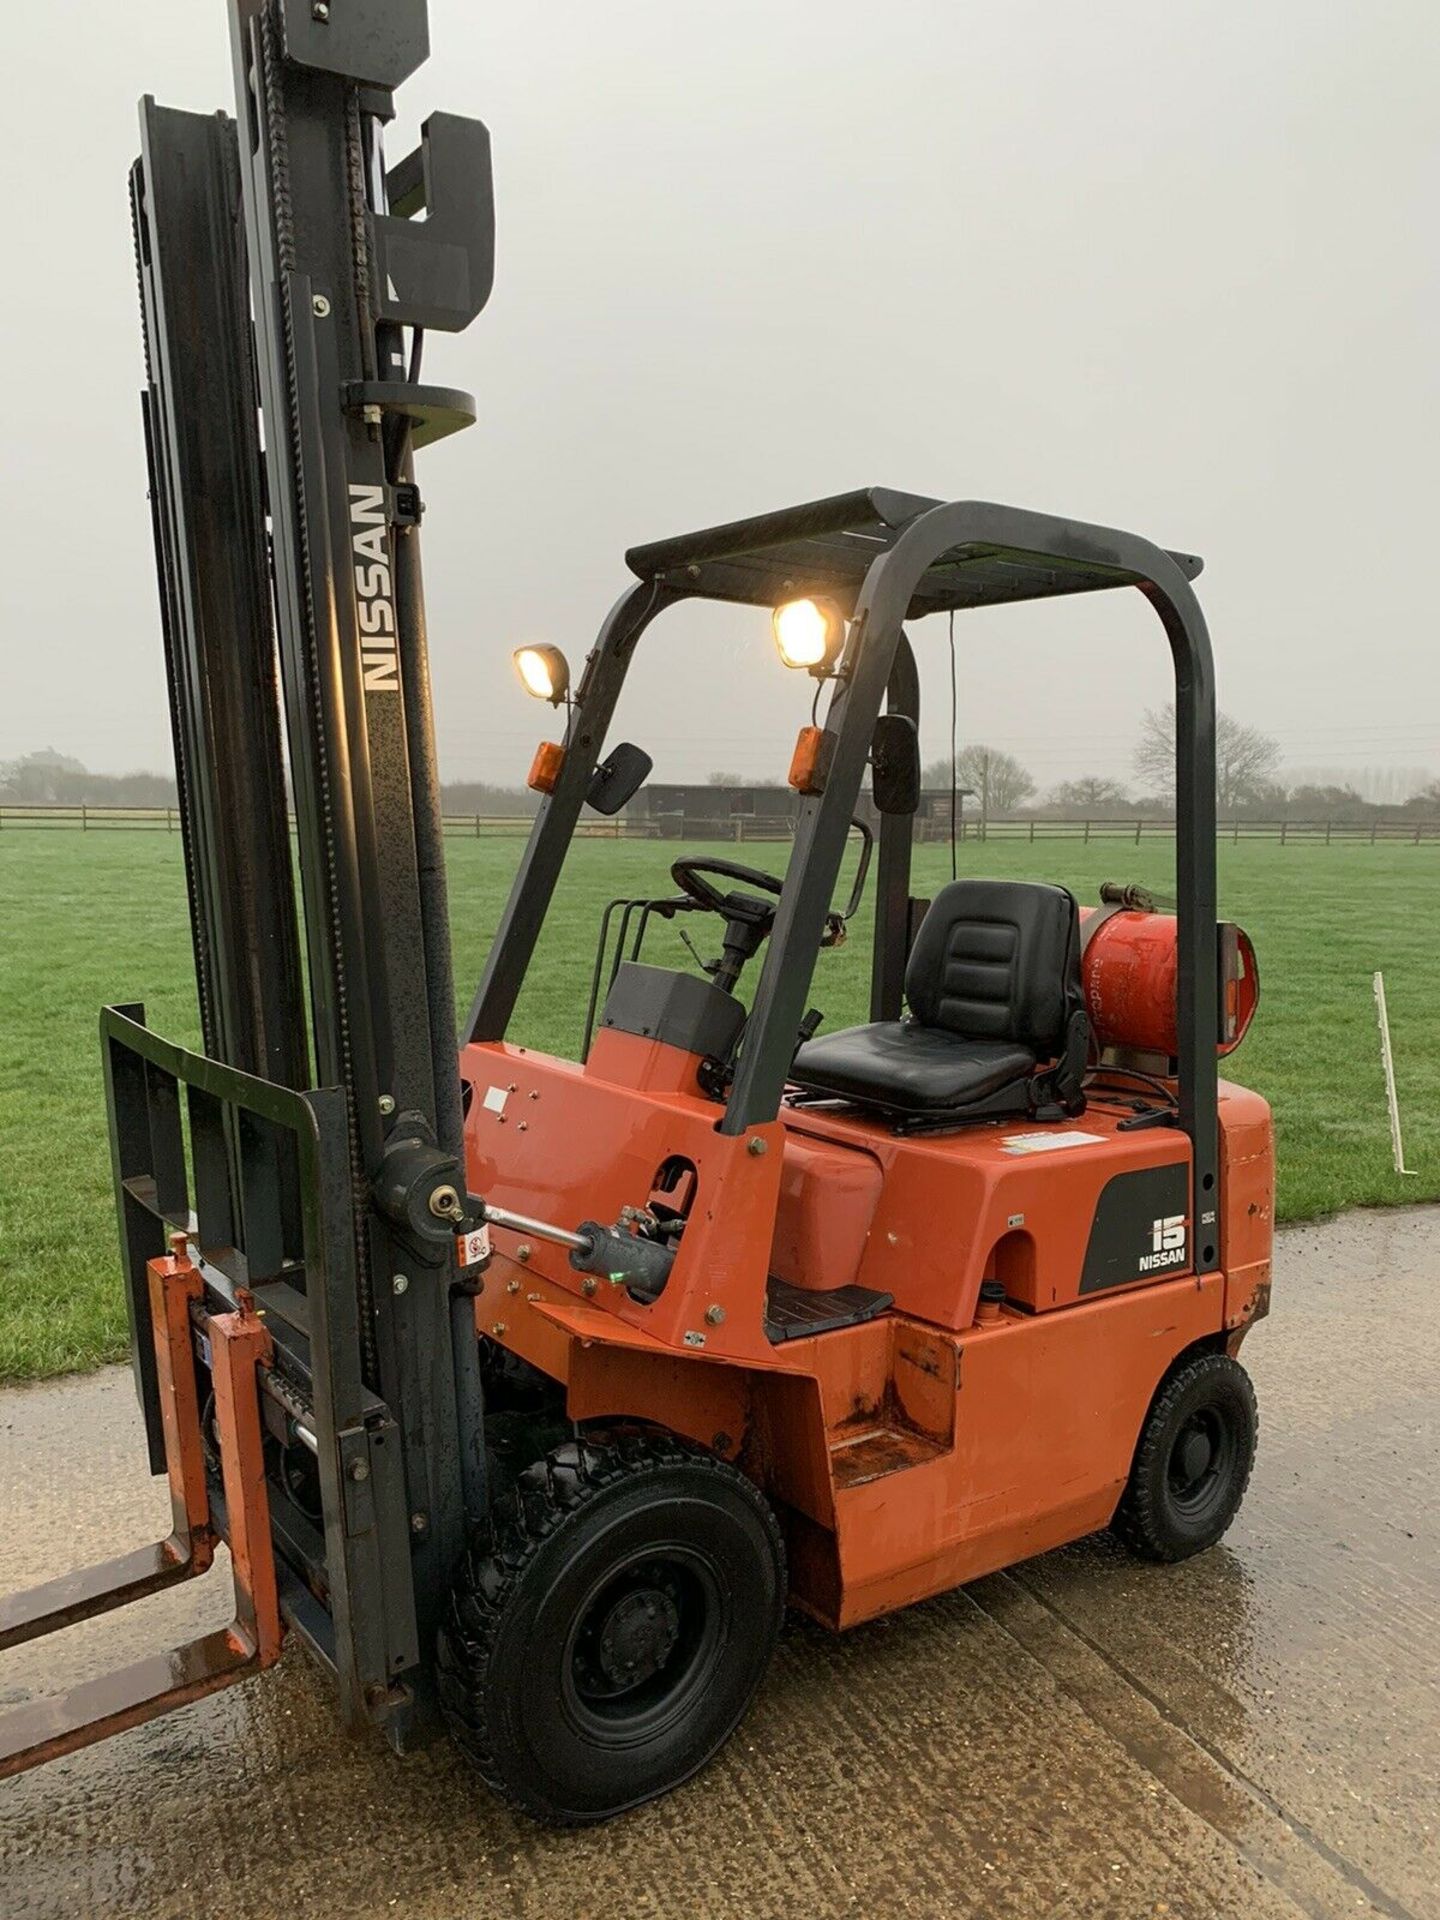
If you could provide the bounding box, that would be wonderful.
[461,1030,1273,1630]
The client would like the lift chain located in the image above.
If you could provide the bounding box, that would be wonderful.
[259,2,380,1385]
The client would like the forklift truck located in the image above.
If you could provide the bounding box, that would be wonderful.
[0,0,1273,1828]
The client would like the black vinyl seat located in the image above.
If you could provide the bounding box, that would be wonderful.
[790,879,1087,1124]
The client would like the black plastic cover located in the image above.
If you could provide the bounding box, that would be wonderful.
[600,963,746,1061]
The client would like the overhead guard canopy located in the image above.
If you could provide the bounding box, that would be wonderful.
[627,486,1203,621]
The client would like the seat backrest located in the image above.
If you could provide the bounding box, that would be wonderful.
[903,879,1081,1051]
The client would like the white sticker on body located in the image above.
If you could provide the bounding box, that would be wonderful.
[999,1130,1107,1155]
[483,1085,509,1115]
[458,1224,492,1267]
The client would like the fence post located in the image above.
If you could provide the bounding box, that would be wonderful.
[1083,819,1091,845]
[1325,818,1331,846]
[81,803,88,832]
[1279,819,1287,847]
[1028,819,1034,844]
[167,807,174,832]
[1233,818,1239,845]
[1370,820,1378,846]
[1134,819,1142,846]
[475,813,480,838]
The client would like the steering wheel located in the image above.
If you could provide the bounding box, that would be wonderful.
[670,855,785,926]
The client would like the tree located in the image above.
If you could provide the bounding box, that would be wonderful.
[0,749,87,804]
[1133,705,1281,812]
[0,751,179,808]
[1237,777,1288,816]
[1402,777,1440,813]
[1046,776,1130,813]
[1286,783,1370,820]
[440,779,538,819]
[706,770,758,786]
[920,745,1035,812]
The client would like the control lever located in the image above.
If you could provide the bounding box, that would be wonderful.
[478,1201,676,1301]
[678,927,718,976]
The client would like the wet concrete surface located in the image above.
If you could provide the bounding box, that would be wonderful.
[2,1207,1437,1920]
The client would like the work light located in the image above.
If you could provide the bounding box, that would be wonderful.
[512,644,571,704]
[772,597,845,675]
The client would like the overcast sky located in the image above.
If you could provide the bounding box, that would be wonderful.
[4,0,1436,797]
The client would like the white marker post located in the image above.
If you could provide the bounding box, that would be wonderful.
[1372,971,1416,1177]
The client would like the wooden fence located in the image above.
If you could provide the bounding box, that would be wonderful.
[0,806,643,839]
[659,814,1440,846]
[2,805,1435,844]
[959,816,1440,846]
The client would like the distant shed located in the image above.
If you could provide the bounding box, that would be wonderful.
[626,785,962,840]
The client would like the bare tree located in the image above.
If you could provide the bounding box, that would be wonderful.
[1133,704,1281,812]
[1046,776,1129,812]
[921,745,1035,812]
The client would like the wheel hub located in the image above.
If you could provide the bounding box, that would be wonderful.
[595,1586,680,1690]
[1177,1426,1213,1487]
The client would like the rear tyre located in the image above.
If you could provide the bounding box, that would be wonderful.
[1113,1352,1257,1562]
[436,1432,785,1825]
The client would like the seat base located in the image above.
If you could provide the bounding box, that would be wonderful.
[790,1019,1038,1119]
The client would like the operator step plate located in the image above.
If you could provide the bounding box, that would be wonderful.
[764,1278,894,1344]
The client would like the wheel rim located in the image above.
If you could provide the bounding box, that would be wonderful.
[561,1546,725,1747]
[1167,1405,1234,1518]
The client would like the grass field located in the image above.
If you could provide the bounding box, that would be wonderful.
[2,831,1436,1383]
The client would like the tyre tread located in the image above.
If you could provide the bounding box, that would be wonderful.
[435,1430,783,1823]
[1113,1351,1257,1562]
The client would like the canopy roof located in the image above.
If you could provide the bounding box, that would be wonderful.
[627,486,1203,620]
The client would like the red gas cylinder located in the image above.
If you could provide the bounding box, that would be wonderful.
[1078,906,1258,1058]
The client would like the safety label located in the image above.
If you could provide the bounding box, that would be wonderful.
[1000,1130,1106,1155]
[457,1224,492,1267]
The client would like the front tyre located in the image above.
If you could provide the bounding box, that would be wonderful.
[436,1433,785,1825]
[1113,1352,1258,1562]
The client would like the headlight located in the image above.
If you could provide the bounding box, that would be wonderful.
[772,597,845,675]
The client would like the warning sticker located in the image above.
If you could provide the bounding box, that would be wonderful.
[1000,1130,1107,1156]
[457,1224,492,1267]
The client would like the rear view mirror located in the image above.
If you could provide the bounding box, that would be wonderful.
[870,714,919,815]
[586,741,652,816]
